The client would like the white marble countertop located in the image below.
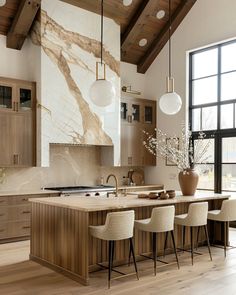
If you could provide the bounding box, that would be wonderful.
[118,184,164,190]
[0,189,60,197]
[29,191,231,212]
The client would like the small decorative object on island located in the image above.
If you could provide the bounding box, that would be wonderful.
[144,123,212,196]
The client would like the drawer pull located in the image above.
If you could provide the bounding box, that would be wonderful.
[22,226,30,229]
[22,211,31,214]
[22,198,28,201]
[0,229,5,233]
[0,214,5,217]
[0,200,5,203]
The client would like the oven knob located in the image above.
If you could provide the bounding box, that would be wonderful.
[85,193,91,197]
[95,192,100,196]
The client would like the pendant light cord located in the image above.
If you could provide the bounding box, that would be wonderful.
[168,0,171,78]
[101,0,104,65]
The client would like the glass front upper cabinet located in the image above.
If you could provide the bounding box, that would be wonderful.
[0,85,13,110]
[132,104,140,122]
[19,88,32,110]
[144,105,153,124]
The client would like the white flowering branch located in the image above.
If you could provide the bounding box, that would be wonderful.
[143,123,212,171]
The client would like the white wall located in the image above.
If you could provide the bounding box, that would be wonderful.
[121,62,146,96]
[121,0,236,189]
[0,36,34,80]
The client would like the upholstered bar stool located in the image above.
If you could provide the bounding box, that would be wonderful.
[174,202,212,265]
[208,199,236,257]
[134,206,179,276]
[89,210,138,288]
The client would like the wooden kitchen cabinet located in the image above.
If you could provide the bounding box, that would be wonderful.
[0,193,60,243]
[120,97,156,166]
[0,77,36,167]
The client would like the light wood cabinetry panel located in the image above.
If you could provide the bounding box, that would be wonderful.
[121,97,156,166]
[0,77,36,167]
[0,193,59,243]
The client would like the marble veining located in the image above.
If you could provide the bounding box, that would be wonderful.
[30,0,120,166]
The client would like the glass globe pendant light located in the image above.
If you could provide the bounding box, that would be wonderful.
[90,0,116,107]
[0,0,6,7]
[159,0,182,115]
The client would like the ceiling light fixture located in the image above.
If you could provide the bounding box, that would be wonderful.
[0,0,6,7]
[159,0,182,115]
[123,0,133,7]
[139,38,147,47]
[138,38,147,47]
[156,10,165,19]
[90,0,116,107]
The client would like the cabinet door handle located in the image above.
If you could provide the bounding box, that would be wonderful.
[22,211,30,214]
[22,198,28,201]
[13,102,15,111]
[127,115,132,123]
[22,226,30,229]
[16,102,19,112]
[128,157,132,165]
[0,229,5,233]
[0,200,5,203]
[0,214,5,217]
[13,154,19,165]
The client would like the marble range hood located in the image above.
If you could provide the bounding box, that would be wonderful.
[31,0,121,167]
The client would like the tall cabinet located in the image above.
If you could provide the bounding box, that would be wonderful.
[0,77,36,167]
[120,96,156,166]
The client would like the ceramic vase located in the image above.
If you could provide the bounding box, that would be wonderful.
[178,168,199,196]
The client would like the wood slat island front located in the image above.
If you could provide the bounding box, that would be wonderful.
[29,192,230,285]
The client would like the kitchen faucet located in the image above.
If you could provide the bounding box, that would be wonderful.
[106,174,118,197]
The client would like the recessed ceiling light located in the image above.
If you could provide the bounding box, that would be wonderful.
[123,0,132,7]
[156,10,165,19]
[139,38,147,47]
[0,0,6,7]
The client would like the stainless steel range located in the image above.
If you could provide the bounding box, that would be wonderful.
[44,185,115,197]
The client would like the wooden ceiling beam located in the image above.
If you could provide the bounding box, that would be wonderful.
[61,0,122,23]
[7,0,41,50]
[137,0,197,74]
[121,0,155,55]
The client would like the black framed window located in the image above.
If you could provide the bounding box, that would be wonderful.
[189,39,236,193]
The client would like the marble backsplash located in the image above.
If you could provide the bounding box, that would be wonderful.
[0,145,142,191]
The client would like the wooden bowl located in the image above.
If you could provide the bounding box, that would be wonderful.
[166,190,176,198]
[138,193,149,199]
[159,192,169,200]
[149,192,159,199]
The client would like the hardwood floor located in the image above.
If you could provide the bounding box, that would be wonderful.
[1,230,236,295]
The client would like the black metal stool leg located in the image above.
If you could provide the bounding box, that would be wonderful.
[183,226,186,252]
[128,240,132,266]
[112,240,115,269]
[129,238,139,280]
[153,232,157,276]
[190,227,194,265]
[204,225,212,261]
[224,221,227,258]
[196,226,200,250]
[108,240,113,289]
[171,230,180,269]
[163,231,168,257]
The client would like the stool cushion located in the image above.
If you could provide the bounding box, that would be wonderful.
[174,214,188,226]
[208,199,236,222]
[89,210,134,241]
[134,206,175,233]
[208,210,221,221]
[174,202,208,227]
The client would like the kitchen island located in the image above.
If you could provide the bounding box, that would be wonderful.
[29,191,230,285]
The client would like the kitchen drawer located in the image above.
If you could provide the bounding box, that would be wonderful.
[9,205,31,221]
[0,197,9,206]
[8,220,31,238]
[0,223,7,238]
[10,195,30,205]
[0,206,8,221]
